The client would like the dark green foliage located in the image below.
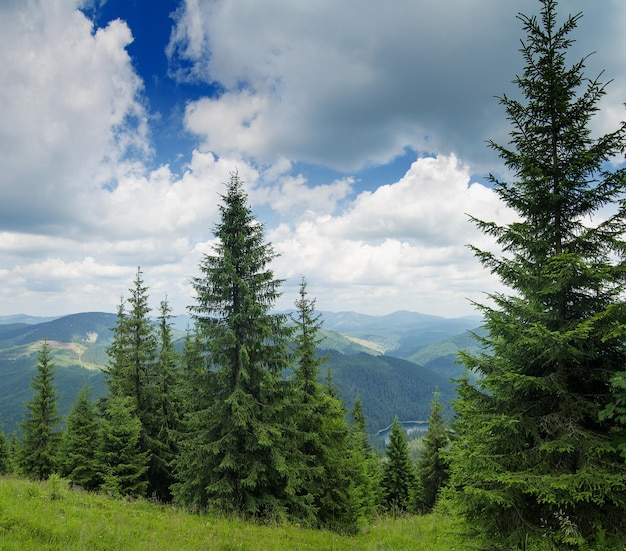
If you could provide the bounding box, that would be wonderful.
[96,395,149,497]
[171,327,216,509]
[19,341,60,480]
[289,278,358,531]
[450,1,626,547]
[0,424,11,475]
[414,392,449,512]
[105,270,179,501]
[380,417,415,512]
[324,351,454,434]
[146,298,180,502]
[174,172,299,519]
[105,268,157,410]
[58,385,101,490]
[350,395,381,520]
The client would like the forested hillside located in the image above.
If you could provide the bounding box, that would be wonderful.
[0,310,467,437]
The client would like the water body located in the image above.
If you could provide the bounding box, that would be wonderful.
[376,420,429,444]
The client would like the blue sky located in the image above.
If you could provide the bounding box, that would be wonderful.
[0,0,625,318]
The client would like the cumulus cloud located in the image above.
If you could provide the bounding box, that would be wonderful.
[269,155,515,316]
[0,0,148,235]
[168,0,626,172]
[1,0,624,318]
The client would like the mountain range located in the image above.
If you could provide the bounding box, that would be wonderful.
[0,310,484,442]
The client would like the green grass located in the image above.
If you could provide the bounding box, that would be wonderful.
[0,476,473,551]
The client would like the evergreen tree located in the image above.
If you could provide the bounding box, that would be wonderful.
[290,278,357,531]
[350,395,380,519]
[105,269,175,500]
[19,341,61,480]
[171,326,216,509]
[414,392,449,512]
[174,171,299,519]
[105,297,131,397]
[124,267,157,415]
[58,385,101,490]
[450,1,626,547]
[0,424,11,475]
[380,417,415,513]
[96,395,149,497]
[147,297,180,502]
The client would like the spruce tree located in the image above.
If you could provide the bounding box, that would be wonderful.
[175,171,299,519]
[96,395,149,497]
[450,1,626,547]
[0,424,11,475]
[290,278,357,531]
[171,326,216,508]
[105,269,175,500]
[58,385,101,490]
[19,341,61,480]
[414,391,449,512]
[147,297,180,501]
[380,417,415,513]
[350,395,380,519]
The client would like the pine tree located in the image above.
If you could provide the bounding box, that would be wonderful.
[58,385,101,490]
[380,417,415,513]
[174,171,298,519]
[414,391,449,512]
[450,1,626,547]
[96,395,149,497]
[290,278,357,531]
[19,341,61,480]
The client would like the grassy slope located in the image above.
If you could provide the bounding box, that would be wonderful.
[0,476,473,551]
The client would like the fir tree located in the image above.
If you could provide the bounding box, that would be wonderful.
[0,424,11,475]
[380,417,415,513]
[19,341,60,480]
[171,326,216,509]
[105,269,175,500]
[350,395,380,520]
[450,1,626,547]
[290,278,357,531]
[147,297,180,501]
[174,171,299,519]
[96,395,149,498]
[58,385,101,490]
[414,391,449,512]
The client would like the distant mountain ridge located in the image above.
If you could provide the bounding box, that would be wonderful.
[0,309,483,438]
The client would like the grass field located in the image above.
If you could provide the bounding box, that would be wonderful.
[0,475,474,551]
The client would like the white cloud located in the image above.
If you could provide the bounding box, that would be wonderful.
[0,0,148,234]
[269,155,514,316]
[1,0,623,319]
[169,0,626,172]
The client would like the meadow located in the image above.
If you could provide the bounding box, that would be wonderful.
[0,475,473,551]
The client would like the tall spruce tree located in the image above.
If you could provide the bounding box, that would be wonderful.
[290,278,357,531]
[380,416,415,513]
[450,1,626,547]
[414,391,449,512]
[58,385,101,490]
[19,341,60,480]
[174,171,299,519]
